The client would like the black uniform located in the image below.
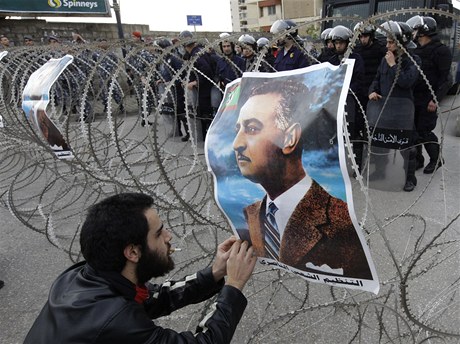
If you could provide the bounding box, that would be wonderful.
[187,45,215,140]
[317,47,335,63]
[354,40,386,96]
[412,36,452,171]
[329,51,366,171]
[368,51,422,187]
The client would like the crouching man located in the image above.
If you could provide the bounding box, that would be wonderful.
[25,193,256,343]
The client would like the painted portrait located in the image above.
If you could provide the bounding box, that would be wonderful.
[22,55,74,159]
[206,62,379,293]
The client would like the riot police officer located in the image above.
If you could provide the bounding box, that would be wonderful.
[156,38,188,139]
[406,16,453,174]
[216,33,245,87]
[256,37,276,71]
[270,19,309,71]
[238,34,260,72]
[179,30,214,140]
[368,21,421,191]
[317,28,335,63]
[329,25,366,172]
[353,22,386,100]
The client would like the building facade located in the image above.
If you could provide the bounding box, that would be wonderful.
[231,0,322,33]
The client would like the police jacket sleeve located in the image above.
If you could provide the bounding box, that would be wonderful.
[434,45,453,101]
[368,59,383,95]
[388,58,419,89]
[350,54,365,97]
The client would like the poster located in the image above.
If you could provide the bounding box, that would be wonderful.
[0,51,7,128]
[22,55,74,159]
[205,61,379,293]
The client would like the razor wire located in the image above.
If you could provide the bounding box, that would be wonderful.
[0,8,459,343]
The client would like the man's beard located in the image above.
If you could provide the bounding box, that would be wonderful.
[136,246,175,285]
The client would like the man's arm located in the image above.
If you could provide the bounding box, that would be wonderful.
[102,239,256,344]
[144,267,224,319]
[144,237,254,317]
[102,283,248,344]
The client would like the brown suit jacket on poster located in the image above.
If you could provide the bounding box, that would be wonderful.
[244,180,372,280]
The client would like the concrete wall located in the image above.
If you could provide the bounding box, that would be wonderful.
[0,18,224,47]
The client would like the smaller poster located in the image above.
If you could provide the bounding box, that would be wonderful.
[205,61,379,293]
[0,51,7,128]
[22,55,74,159]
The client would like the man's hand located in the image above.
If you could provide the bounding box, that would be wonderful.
[385,51,396,67]
[225,240,257,291]
[427,100,437,112]
[187,81,197,90]
[369,92,382,101]
[212,236,237,282]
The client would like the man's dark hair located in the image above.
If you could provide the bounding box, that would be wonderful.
[219,40,235,54]
[80,193,154,272]
[236,80,310,157]
[245,79,311,131]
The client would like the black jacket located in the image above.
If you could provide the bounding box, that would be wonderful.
[188,46,214,116]
[413,37,453,104]
[24,262,247,343]
[353,40,386,92]
[369,53,421,100]
[328,52,366,99]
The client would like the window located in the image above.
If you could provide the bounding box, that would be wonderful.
[268,5,276,15]
[260,7,264,17]
[332,3,368,20]
[377,0,425,22]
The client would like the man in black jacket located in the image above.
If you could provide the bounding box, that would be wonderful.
[180,30,215,141]
[406,16,453,174]
[353,22,386,105]
[25,193,256,343]
[328,25,366,172]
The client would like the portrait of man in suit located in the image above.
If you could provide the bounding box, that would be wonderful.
[232,79,372,280]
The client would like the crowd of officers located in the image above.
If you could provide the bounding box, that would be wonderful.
[0,16,453,192]
[316,16,452,192]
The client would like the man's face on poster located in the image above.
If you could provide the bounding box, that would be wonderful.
[233,93,286,184]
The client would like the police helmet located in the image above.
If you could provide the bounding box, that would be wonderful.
[219,33,235,53]
[238,34,256,45]
[219,32,234,44]
[219,32,231,39]
[179,30,193,39]
[320,28,333,42]
[270,19,298,37]
[353,22,375,38]
[179,30,195,46]
[406,15,437,37]
[157,38,172,49]
[378,21,417,49]
[238,34,257,53]
[330,25,353,43]
[257,37,270,49]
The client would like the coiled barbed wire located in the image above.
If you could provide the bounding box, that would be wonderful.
[0,8,459,343]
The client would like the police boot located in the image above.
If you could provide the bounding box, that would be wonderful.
[423,143,443,174]
[404,148,417,192]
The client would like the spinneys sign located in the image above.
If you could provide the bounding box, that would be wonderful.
[0,0,111,16]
